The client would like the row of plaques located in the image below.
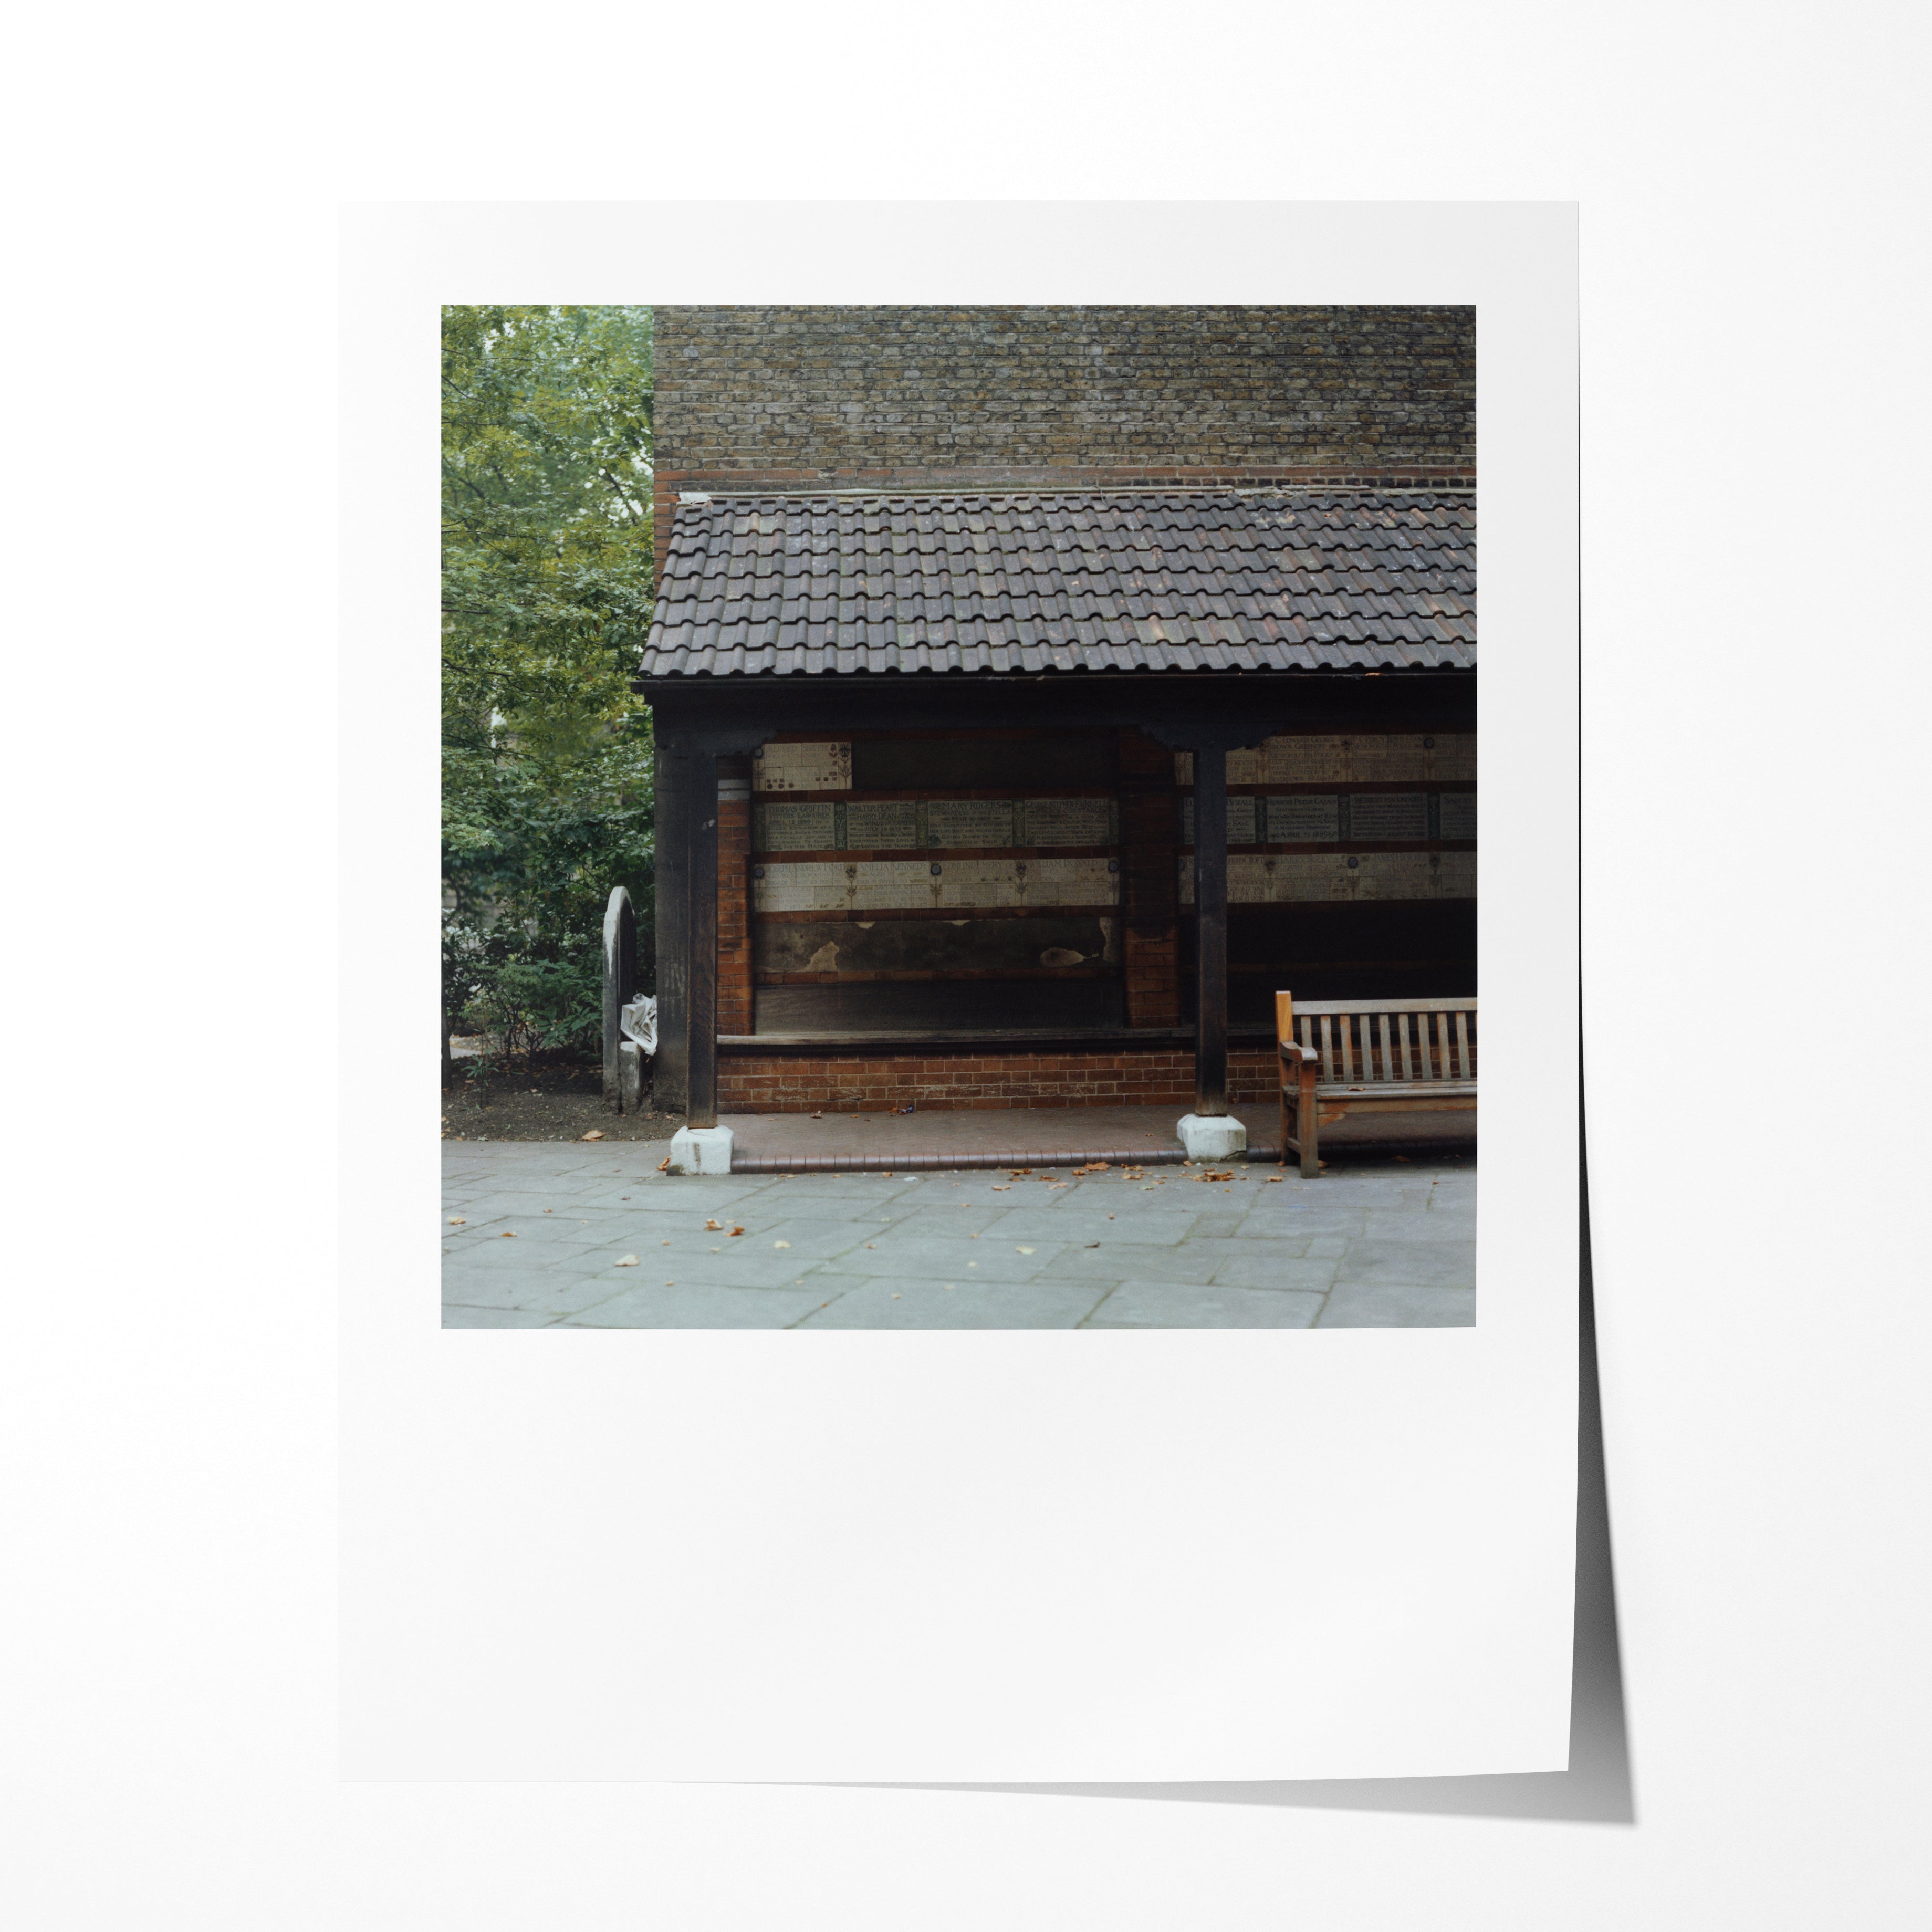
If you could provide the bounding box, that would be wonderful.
[755,797,1119,854]
[1182,792,1477,844]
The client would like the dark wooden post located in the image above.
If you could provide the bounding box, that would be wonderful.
[653,747,690,1114]
[687,748,720,1130]
[1192,744,1229,1116]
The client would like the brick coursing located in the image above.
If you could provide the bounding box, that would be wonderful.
[656,305,1474,474]
[653,304,1475,577]
[717,1047,1279,1113]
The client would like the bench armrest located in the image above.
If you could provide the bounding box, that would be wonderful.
[1278,1040,1319,1064]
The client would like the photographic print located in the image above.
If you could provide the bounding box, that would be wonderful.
[442,302,1477,1329]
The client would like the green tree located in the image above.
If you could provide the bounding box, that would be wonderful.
[441,305,656,1069]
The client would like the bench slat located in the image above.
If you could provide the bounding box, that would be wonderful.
[1292,1001,1474,1017]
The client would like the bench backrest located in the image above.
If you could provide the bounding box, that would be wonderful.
[1276,994,1478,1083]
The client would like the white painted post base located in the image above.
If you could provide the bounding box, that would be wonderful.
[1176,1113,1247,1161]
[666,1125,735,1175]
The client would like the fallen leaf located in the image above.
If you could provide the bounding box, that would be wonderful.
[447,1218,465,1225]
[991,1185,1011,1192]
[811,1111,823,1120]
[866,1242,876,1249]
[774,1240,791,1249]
[581,1130,604,1141]
[500,1231,517,1239]
[890,1292,902,1299]
[657,1157,670,1172]
[705,1218,723,1231]
[614,1255,639,1267]
[1016,1246,1035,1255]
[1085,1242,1100,1248]
[729,1226,744,1237]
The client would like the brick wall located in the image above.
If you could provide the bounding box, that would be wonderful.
[717,1047,1279,1114]
[653,304,1476,575]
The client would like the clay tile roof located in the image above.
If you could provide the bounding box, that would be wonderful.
[640,490,1474,677]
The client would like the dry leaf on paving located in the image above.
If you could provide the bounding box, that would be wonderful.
[581,1130,604,1141]
[705,1218,722,1231]
[728,1226,744,1236]
[774,1240,791,1249]
[447,1218,465,1225]
[657,1157,670,1172]
[500,1231,517,1239]
[1016,1246,1035,1254]
[614,1255,639,1267]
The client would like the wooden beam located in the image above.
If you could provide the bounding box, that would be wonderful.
[687,749,721,1130]
[1193,743,1228,1115]
[652,748,691,1114]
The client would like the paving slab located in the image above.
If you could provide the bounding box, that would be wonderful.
[1319,1281,1477,1328]
[440,1304,566,1329]
[790,1275,1109,1329]
[558,1282,833,1328]
[1330,1238,1477,1289]
[1083,1282,1328,1328]
[834,1237,1069,1282]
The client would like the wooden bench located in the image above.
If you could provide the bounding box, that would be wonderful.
[1277,994,1477,1177]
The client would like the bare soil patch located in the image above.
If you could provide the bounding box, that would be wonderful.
[442,1051,680,1144]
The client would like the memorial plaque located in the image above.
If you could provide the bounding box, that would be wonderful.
[754,741,852,793]
[1346,736,1431,782]
[1265,794,1341,841]
[1181,796,1259,844]
[1437,791,1477,840]
[1429,735,1478,782]
[844,800,920,849]
[1183,850,1469,904]
[1262,735,1350,784]
[1349,793,1430,840]
[926,800,1016,848]
[1022,798,1114,847]
[755,802,836,852]
[1352,852,1436,900]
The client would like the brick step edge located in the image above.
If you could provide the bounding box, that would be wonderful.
[730,1144,1286,1174]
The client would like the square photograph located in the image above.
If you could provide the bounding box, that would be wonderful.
[442,304,1476,1329]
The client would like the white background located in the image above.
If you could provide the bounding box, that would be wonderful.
[339,200,1578,1785]
[7,2,1927,1925]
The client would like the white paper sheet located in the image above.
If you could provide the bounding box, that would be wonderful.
[340,200,1578,1781]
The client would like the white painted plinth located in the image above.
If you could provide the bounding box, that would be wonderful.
[667,1125,735,1175]
[1176,1113,1247,1161]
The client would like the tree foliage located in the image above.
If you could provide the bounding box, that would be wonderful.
[441,305,656,1063]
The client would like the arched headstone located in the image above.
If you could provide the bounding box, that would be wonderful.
[601,886,638,1111]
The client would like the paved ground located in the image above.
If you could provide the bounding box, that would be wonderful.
[726,1102,1279,1170]
[442,1140,1476,1329]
